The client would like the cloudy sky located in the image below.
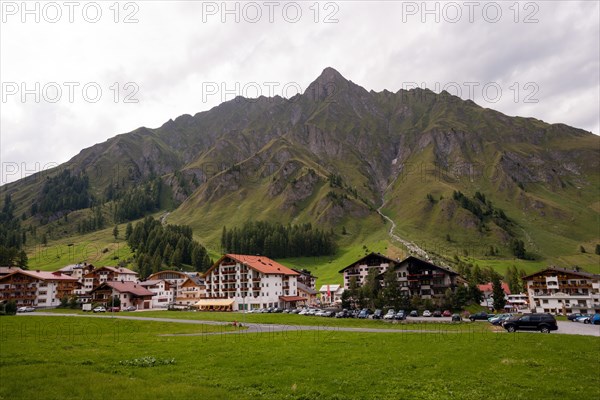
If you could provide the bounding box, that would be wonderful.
[1,0,598,184]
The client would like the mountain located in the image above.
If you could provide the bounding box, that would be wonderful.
[3,67,599,273]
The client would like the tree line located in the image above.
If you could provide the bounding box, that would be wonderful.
[220,221,337,258]
[0,194,28,268]
[127,216,212,279]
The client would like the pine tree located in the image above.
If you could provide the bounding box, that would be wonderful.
[125,222,133,240]
[491,275,507,311]
[113,225,119,240]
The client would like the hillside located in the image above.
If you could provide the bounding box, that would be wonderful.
[2,67,599,280]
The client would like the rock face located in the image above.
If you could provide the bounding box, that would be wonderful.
[4,67,599,252]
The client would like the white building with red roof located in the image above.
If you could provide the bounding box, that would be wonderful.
[203,254,301,311]
[0,269,78,308]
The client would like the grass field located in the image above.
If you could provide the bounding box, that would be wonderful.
[1,315,598,399]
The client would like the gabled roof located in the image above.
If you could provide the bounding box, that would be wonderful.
[91,281,153,297]
[521,266,599,280]
[292,268,318,279]
[397,256,459,276]
[339,252,399,273]
[205,254,299,277]
[139,280,163,286]
[83,266,138,278]
[297,282,318,295]
[0,266,22,275]
[0,269,77,282]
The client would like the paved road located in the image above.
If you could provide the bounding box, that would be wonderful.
[19,313,600,337]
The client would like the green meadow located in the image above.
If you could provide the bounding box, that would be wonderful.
[1,316,598,399]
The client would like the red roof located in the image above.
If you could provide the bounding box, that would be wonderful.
[477,282,510,294]
[92,281,153,297]
[206,254,299,276]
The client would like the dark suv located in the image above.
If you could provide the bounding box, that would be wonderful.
[502,313,558,333]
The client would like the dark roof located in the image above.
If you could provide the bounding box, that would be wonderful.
[522,266,599,280]
[292,268,318,279]
[339,252,399,273]
[297,282,318,295]
[396,256,459,276]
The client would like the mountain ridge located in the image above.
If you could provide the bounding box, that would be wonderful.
[3,67,599,273]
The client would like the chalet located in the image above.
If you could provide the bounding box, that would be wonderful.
[139,279,174,308]
[292,269,318,289]
[319,284,344,306]
[146,270,190,300]
[339,252,399,290]
[78,266,139,303]
[90,281,154,309]
[297,282,318,306]
[522,266,600,314]
[384,256,463,299]
[506,293,529,312]
[175,275,206,308]
[58,263,94,281]
[203,254,301,311]
[0,270,77,307]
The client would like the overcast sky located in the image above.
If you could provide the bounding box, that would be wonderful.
[1,0,599,185]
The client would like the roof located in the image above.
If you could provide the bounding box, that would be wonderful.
[147,270,189,280]
[91,281,153,297]
[279,296,306,302]
[0,269,77,282]
[397,256,459,276]
[477,282,511,294]
[58,263,92,272]
[339,252,399,273]
[195,299,234,307]
[205,254,299,277]
[297,282,318,295]
[139,280,163,286]
[101,266,138,275]
[0,266,22,275]
[292,268,318,279]
[319,284,341,292]
[521,266,600,280]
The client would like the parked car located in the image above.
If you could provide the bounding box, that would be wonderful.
[122,306,137,312]
[108,307,120,312]
[442,310,452,317]
[17,306,35,313]
[298,308,308,315]
[469,311,493,321]
[272,307,283,313]
[372,309,383,319]
[422,310,432,317]
[306,308,318,316]
[574,315,591,324]
[591,314,600,325]
[335,309,350,318]
[409,310,419,317]
[93,306,106,313]
[357,309,372,319]
[567,313,589,321]
[489,314,513,326]
[383,309,396,320]
[451,313,462,322]
[394,311,406,320]
[432,310,442,317]
[502,313,558,333]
